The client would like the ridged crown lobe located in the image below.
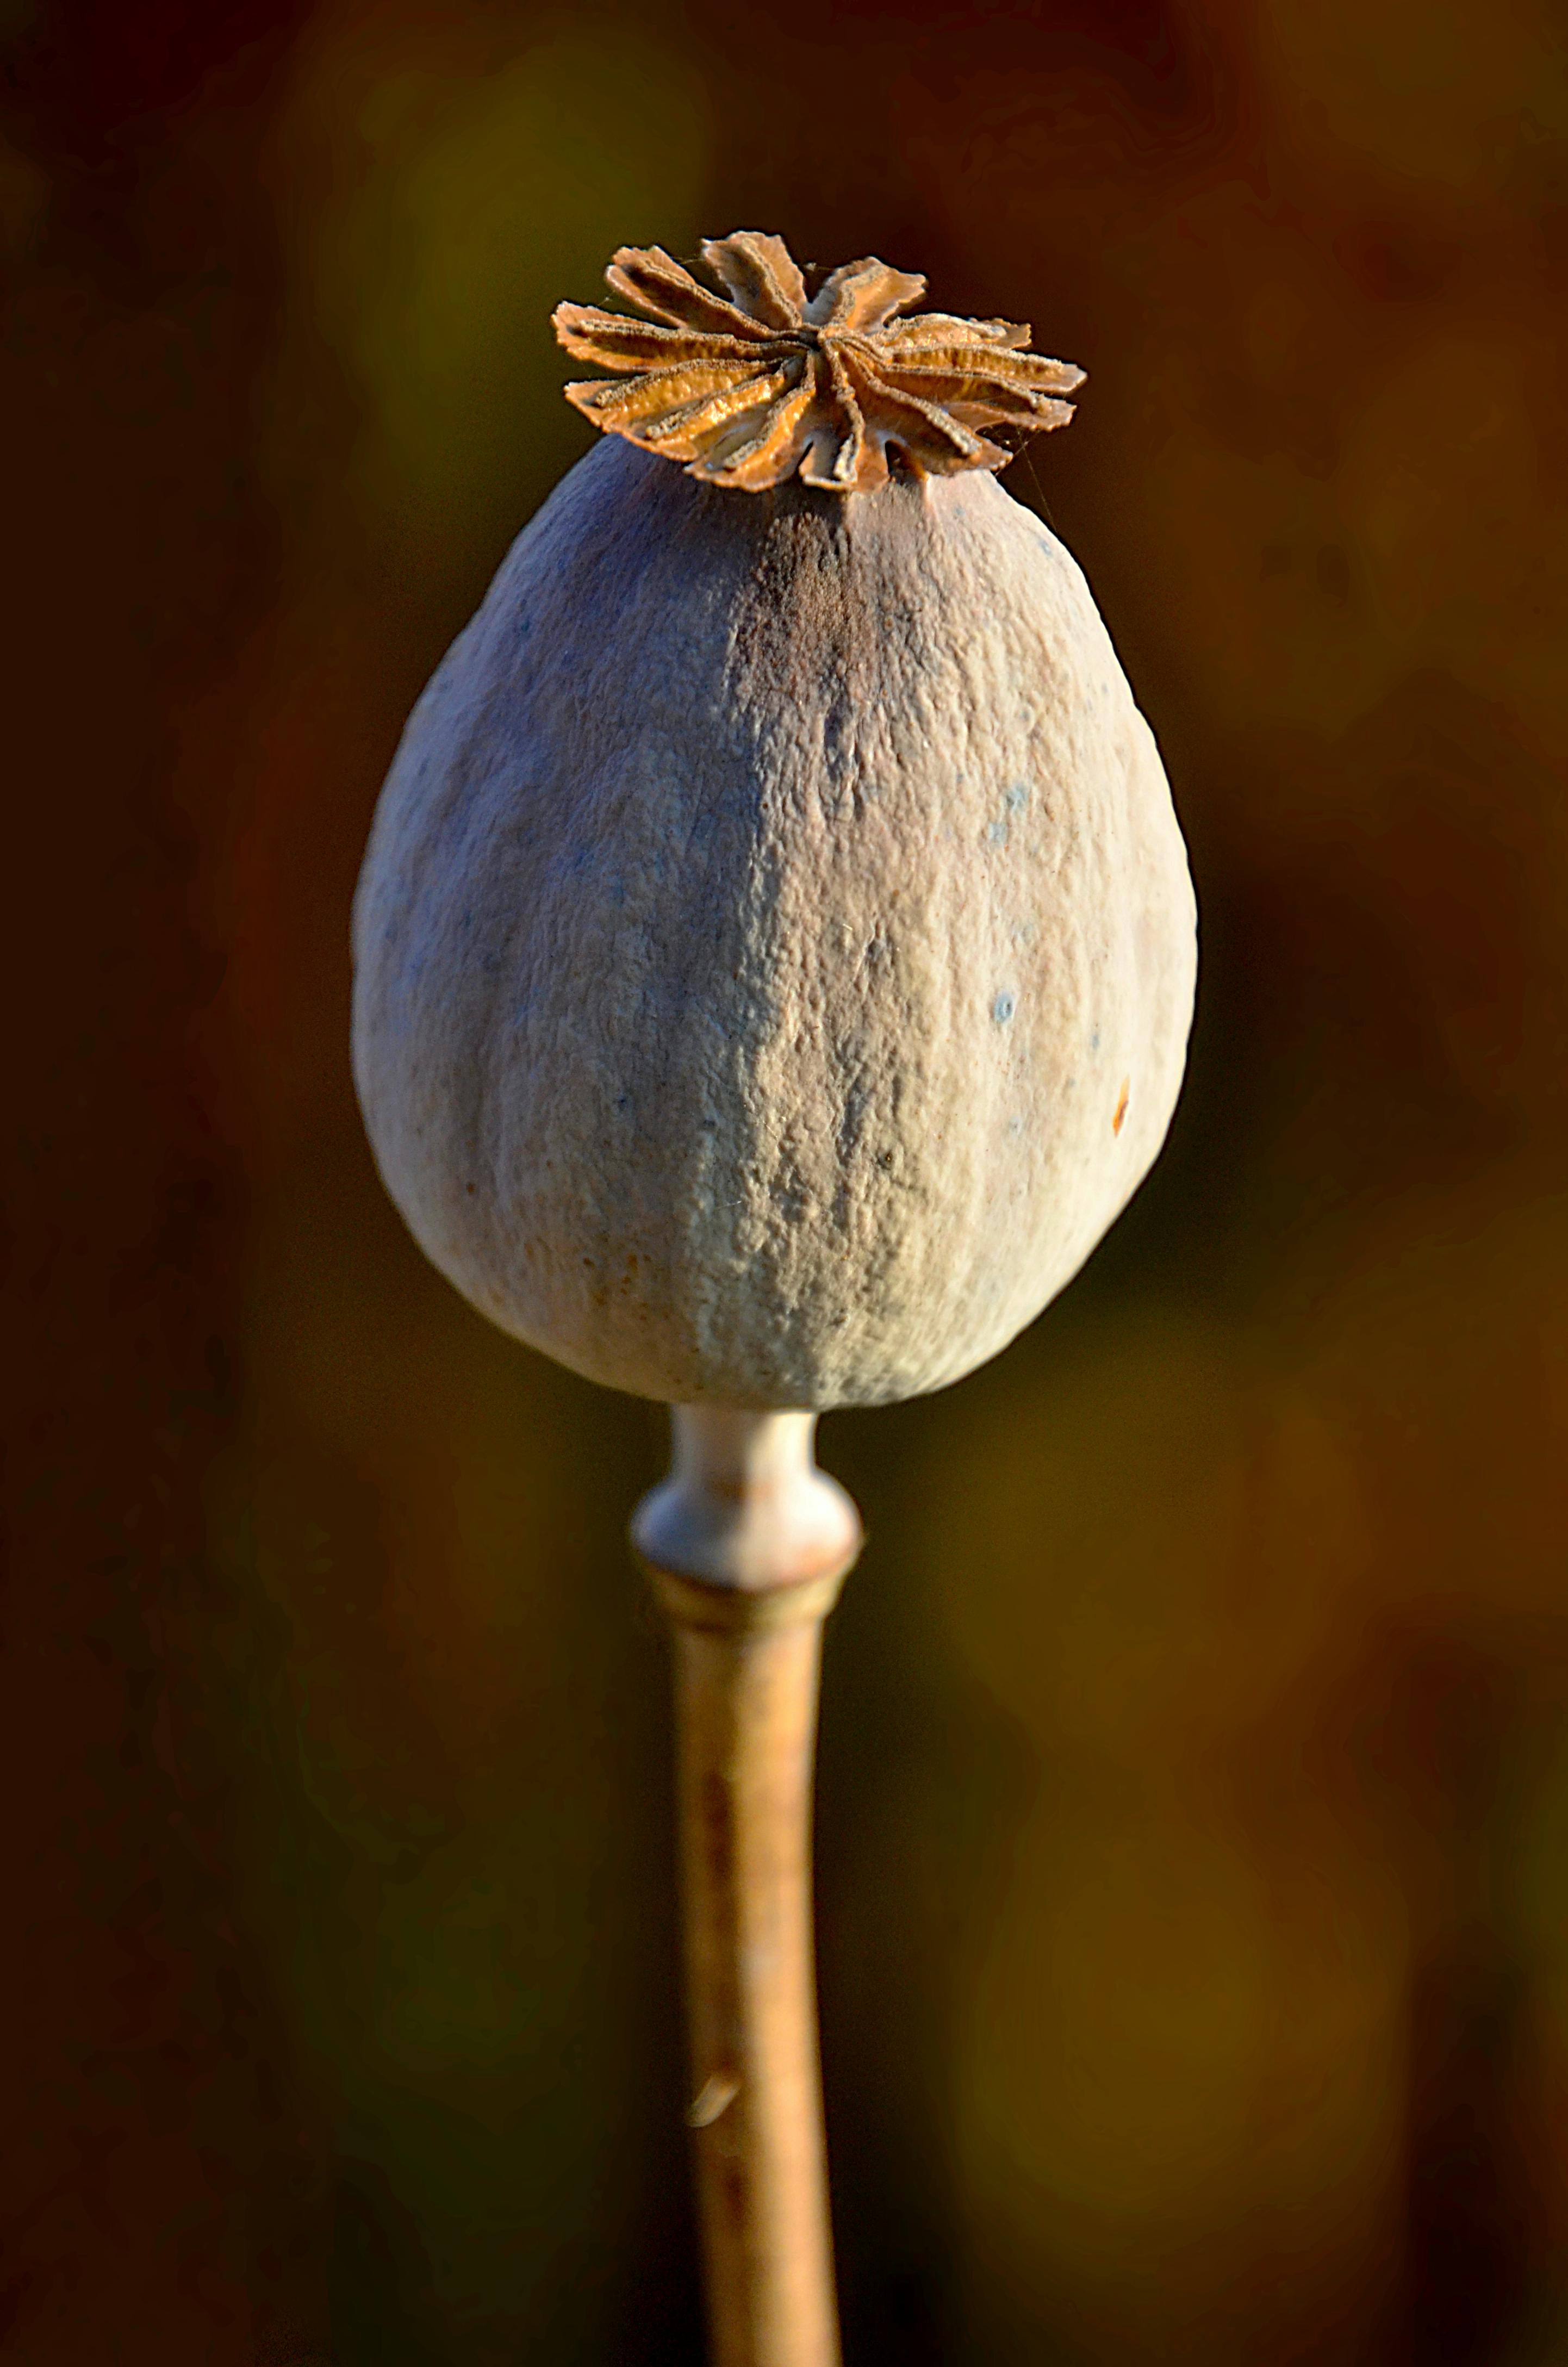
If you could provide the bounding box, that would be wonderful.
[552,229,1085,495]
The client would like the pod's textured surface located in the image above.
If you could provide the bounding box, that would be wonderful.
[352,434,1196,1407]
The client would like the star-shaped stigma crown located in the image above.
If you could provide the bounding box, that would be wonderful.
[552,231,1085,495]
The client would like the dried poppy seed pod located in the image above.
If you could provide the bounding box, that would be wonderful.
[350,232,1197,2367]
[352,233,1197,1414]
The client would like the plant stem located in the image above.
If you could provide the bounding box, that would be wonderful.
[633,1408,862,2367]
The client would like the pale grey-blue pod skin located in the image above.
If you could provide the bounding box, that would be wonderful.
[351,433,1197,1409]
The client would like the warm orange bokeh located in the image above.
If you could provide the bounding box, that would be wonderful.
[8,1,1568,2359]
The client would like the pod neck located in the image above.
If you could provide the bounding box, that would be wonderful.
[631,1407,862,1594]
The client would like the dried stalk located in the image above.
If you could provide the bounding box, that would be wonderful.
[633,1408,863,2367]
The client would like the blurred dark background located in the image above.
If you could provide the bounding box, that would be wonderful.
[7,0,1568,2358]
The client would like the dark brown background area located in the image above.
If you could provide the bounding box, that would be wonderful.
[7,0,1568,2359]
